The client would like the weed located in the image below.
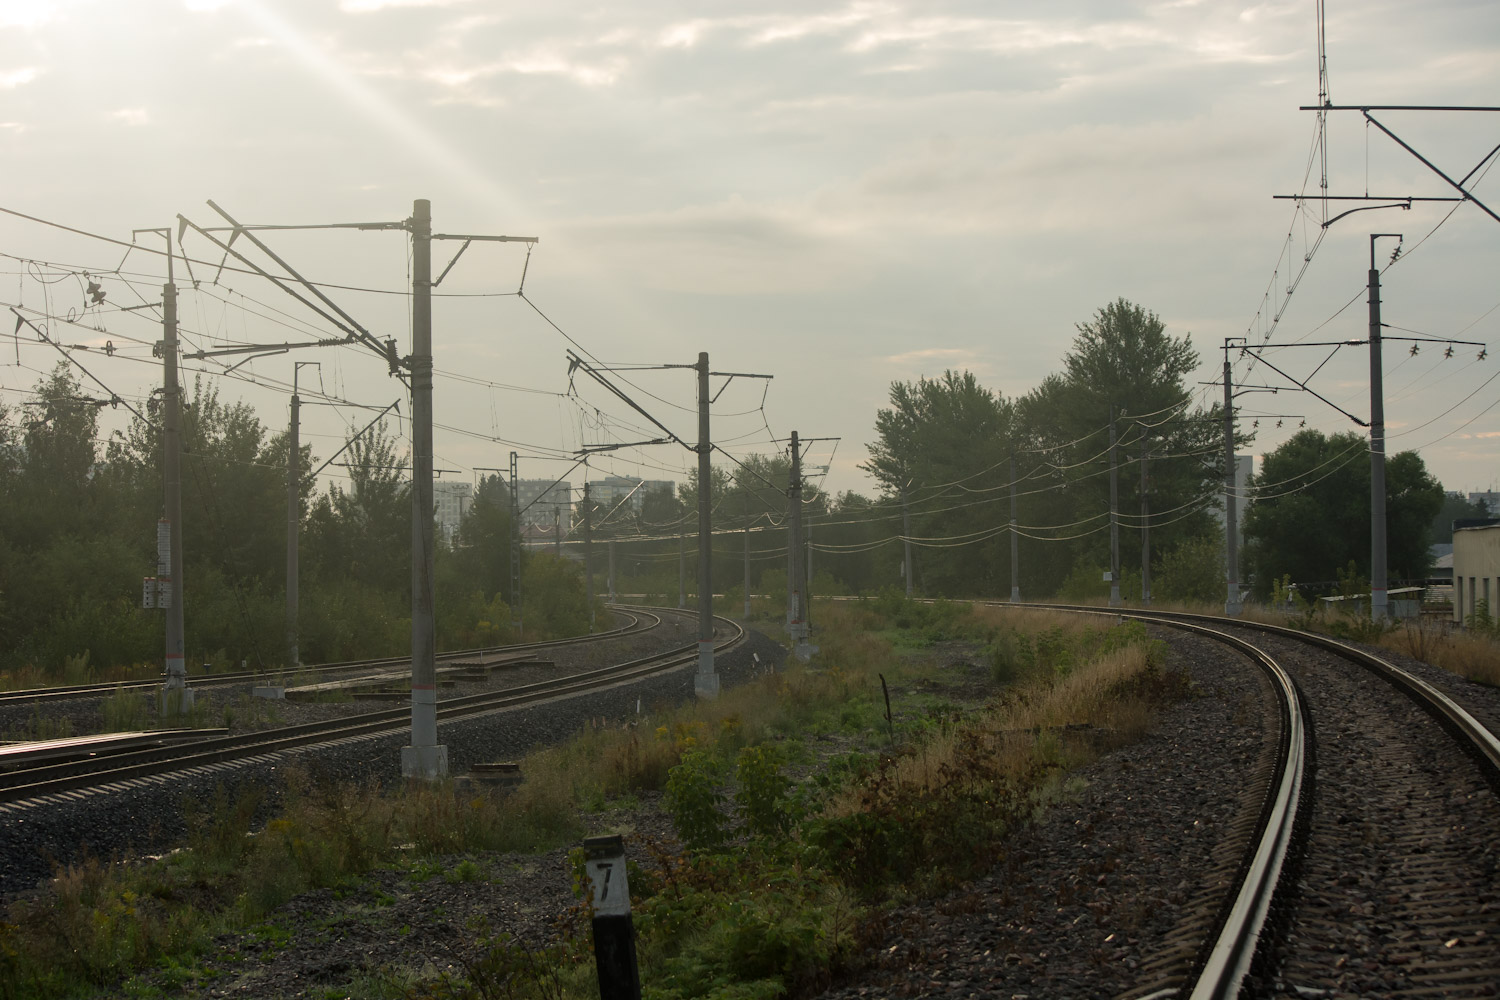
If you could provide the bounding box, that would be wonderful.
[665,751,729,852]
[445,859,483,884]
[101,686,150,733]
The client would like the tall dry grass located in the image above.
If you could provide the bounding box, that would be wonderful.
[1382,623,1500,687]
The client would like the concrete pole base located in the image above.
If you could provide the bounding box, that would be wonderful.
[159,685,196,715]
[694,641,719,699]
[1224,600,1242,617]
[793,641,818,662]
[1010,587,1021,603]
[401,744,449,780]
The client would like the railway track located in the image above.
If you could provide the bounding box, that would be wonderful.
[0,606,742,811]
[0,605,655,707]
[990,601,1500,998]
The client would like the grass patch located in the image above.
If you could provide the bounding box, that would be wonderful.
[0,598,1186,1000]
[1381,622,1500,687]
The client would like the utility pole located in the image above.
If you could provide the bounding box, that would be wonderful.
[787,431,804,642]
[583,480,595,630]
[1369,233,1400,621]
[1108,405,1121,608]
[1009,449,1020,602]
[510,451,522,636]
[176,198,533,778]
[403,198,445,780]
[1223,350,1241,615]
[742,492,751,619]
[694,351,718,698]
[554,507,561,557]
[678,528,686,609]
[901,482,913,598]
[159,251,193,712]
[286,361,317,668]
[608,538,617,603]
[1140,427,1151,607]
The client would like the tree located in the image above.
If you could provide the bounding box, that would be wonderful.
[863,370,1018,596]
[1016,299,1231,597]
[1242,428,1443,596]
[1429,492,1491,544]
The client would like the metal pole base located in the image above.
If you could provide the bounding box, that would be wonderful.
[159,685,196,715]
[401,744,449,780]
[694,641,719,699]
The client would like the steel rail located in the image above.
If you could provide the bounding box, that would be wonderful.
[0,607,651,706]
[998,604,1310,999]
[980,598,1500,998]
[0,608,740,805]
[1018,602,1500,775]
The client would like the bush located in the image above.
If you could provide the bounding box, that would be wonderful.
[1154,535,1224,604]
[665,751,729,853]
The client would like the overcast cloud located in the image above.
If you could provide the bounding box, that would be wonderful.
[2,0,1497,497]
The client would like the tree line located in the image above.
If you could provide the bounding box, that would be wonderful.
[0,365,591,679]
[1,297,1454,678]
[600,298,1446,606]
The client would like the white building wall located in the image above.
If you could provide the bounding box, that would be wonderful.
[1452,523,1500,624]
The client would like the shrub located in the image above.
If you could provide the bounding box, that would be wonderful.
[665,751,729,853]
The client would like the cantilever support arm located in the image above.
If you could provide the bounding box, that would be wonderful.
[1363,113,1500,226]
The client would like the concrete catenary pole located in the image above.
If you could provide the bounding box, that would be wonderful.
[554,506,561,557]
[285,367,302,668]
[1368,235,1395,621]
[510,451,522,635]
[787,431,805,642]
[1140,428,1151,606]
[160,261,194,712]
[583,481,595,630]
[694,351,718,698]
[608,538,617,604]
[1009,450,1020,602]
[901,482,913,598]
[805,515,814,634]
[402,197,446,780]
[1223,350,1241,616]
[1109,405,1121,608]
[742,491,751,619]
[678,528,686,609]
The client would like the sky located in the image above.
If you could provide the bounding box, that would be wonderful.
[2,0,1498,507]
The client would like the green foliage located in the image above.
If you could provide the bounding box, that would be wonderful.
[1244,429,1444,597]
[1430,492,1491,544]
[988,619,1157,686]
[865,588,977,642]
[1465,599,1497,638]
[518,554,592,640]
[1154,535,1225,604]
[733,745,797,840]
[664,751,729,853]
[101,687,149,733]
[1055,564,1140,604]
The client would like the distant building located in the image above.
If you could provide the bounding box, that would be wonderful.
[516,478,572,534]
[1454,521,1500,624]
[434,480,472,546]
[589,476,674,519]
[1211,454,1255,545]
[1468,491,1498,515]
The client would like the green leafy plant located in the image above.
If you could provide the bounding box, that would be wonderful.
[664,751,729,853]
[733,745,797,840]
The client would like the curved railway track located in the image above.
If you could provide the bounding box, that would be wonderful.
[990,601,1500,998]
[0,606,743,811]
[0,606,656,707]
